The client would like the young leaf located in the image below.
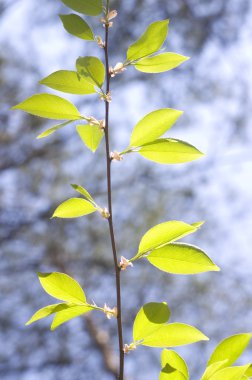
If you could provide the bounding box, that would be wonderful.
[130,108,183,148]
[135,52,189,73]
[201,360,229,380]
[147,243,220,275]
[132,220,197,261]
[160,349,189,380]
[207,333,252,370]
[127,20,169,62]
[76,56,105,88]
[142,323,209,347]
[39,70,96,94]
[245,365,252,377]
[51,304,93,330]
[37,121,72,139]
[38,272,86,304]
[138,138,204,164]
[133,302,171,342]
[77,124,104,152]
[12,93,81,120]
[208,365,251,380]
[26,303,68,325]
[52,198,97,218]
[60,0,103,16]
[71,184,94,203]
[59,14,94,40]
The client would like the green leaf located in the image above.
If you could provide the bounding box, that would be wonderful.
[209,365,251,380]
[76,56,105,88]
[147,243,220,275]
[130,108,183,147]
[36,121,72,139]
[127,20,169,62]
[60,0,103,16]
[245,365,252,377]
[39,70,96,95]
[132,220,197,261]
[135,52,189,73]
[160,349,189,380]
[138,138,204,164]
[142,323,209,347]
[207,334,252,370]
[133,302,171,342]
[51,304,93,330]
[38,272,86,304]
[71,184,94,203]
[12,93,81,120]
[26,303,68,325]
[201,361,229,380]
[52,198,97,218]
[59,14,94,40]
[77,124,104,152]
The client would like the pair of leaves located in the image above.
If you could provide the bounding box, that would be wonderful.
[200,333,252,380]
[120,108,203,165]
[26,272,94,330]
[127,20,189,73]
[52,184,98,219]
[131,220,219,275]
[132,302,208,348]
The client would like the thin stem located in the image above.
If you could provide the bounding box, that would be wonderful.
[103,16,124,380]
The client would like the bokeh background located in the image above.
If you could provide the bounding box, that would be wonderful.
[1,0,252,379]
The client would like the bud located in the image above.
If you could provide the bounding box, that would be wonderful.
[119,256,133,271]
[104,304,118,319]
[99,92,112,103]
[95,35,105,48]
[110,151,123,161]
[88,116,99,126]
[99,207,110,219]
[99,119,106,130]
[108,10,118,21]
[109,62,126,77]
[123,343,137,354]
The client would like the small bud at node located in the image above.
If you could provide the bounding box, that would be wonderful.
[99,92,112,103]
[99,207,110,219]
[109,62,126,77]
[104,304,118,319]
[110,151,123,161]
[108,10,118,21]
[123,343,137,354]
[95,35,105,48]
[119,256,133,271]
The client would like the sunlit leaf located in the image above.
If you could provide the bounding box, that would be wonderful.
[38,272,86,304]
[12,93,81,120]
[133,302,170,342]
[131,220,197,261]
[26,304,68,325]
[160,349,189,380]
[76,56,105,88]
[36,121,72,139]
[142,323,209,347]
[138,138,204,164]
[51,304,93,330]
[39,70,96,94]
[135,52,189,73]
[60,0,103,16]
[59,14,94,40]
[71,184,94,203]
[245,365,252,377]
[52,198,97,218]
[77,124,104,152]
[201,360,229,380]
[207,334,252,370]
[130,108,183,147]
[127,20,169,61]
[147,243,220,274]
[209,365,251,380]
